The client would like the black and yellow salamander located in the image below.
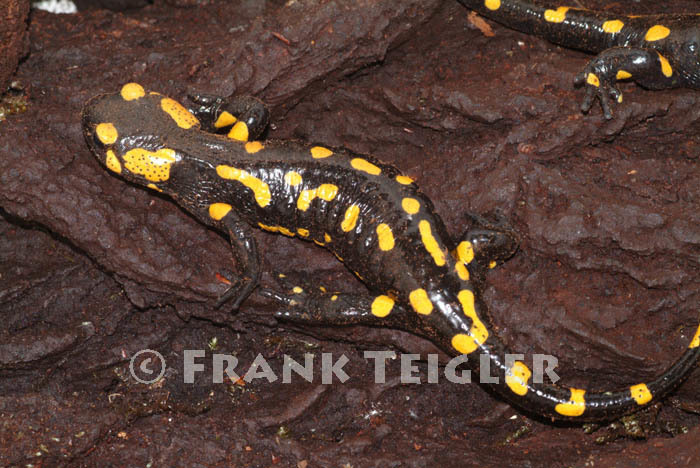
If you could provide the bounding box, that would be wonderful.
[458,0,700,118]
[82,83,700,422]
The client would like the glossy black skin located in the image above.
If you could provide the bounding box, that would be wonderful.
[458,0,700,118]
[82,86,700,422]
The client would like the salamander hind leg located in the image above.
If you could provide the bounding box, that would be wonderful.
[574,47,678,119]
[188,92,270,141]
[260,272,410,330]
[212,207,262,310]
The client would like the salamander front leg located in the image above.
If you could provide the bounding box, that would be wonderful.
[260,273,410,330]
[214,208,261,311]
[453,212,519,285]
[188,93,270,141]
[574,47,679,119]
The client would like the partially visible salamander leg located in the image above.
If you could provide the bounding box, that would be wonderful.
[212,207,261,310]
[188,93,270,141]
[260,273,411,330]
[574,47,679,119]
[453,212,519,286]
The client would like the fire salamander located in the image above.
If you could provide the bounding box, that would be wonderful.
[82,83,700,422]
[458,0,700,118]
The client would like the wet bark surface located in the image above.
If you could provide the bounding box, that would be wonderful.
[0,0,699,466]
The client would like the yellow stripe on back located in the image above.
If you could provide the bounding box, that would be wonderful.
[419,220,445,266]
[456,290,489,353]
[160,97,200,129]
[216,165,271,207]
[351,158,381,175]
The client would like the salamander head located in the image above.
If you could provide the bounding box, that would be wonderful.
[82,82,200,188]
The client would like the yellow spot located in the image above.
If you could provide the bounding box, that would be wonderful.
[214,111,237,128]
[484,0,500,10]
[122,148,179,182]
[690,324,700,348]
[645,25,670,42]
[96,123,118,145]
[376,223,395,251]
[351,158,381,175]
[331,295,338,301]
[630,383,653,405]
[228,121,249,141]
[160,97,199,129]
[147,183,162,192]
[310,146,333,159]
[457,289,489,352]
[120,83,145,101]
[258,223,295,237]
[419,220,445,266]
[555,388,587,417]
[586,73,600,87]
[409,289,433,315]
[452,335,478,355]
[617,94,623,104]
[456,241,474,264]
[658,53,673,77]
[245,141,264,153]
[278,274,286,278]
[319,286,326,292]
[602,19,624,33]
[324,233,331,243]
[297,228,309,237]
[544,6,569,23]
[371,295,394,318]
[455,262,470,281]
[616,70,632,80]
[297,184,339,211]
[209,203,232,221]
[341,205,360,232]
[506,361,532,396]
[216,165,272,207]
[279,227,295,236]
[293,286,303,294]
[488,260,497,269]
[401,198,420,215]
[284,171,302,186]
[105,150,121,174]
[395,175,414,185]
